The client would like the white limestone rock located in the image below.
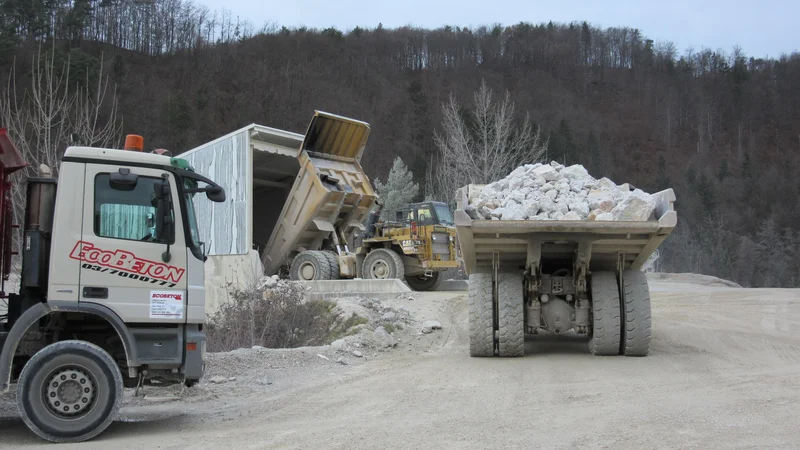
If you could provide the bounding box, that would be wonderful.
[611,189,656,221]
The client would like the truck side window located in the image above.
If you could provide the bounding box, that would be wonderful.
[417,208,433,225]
[94,174,172,243]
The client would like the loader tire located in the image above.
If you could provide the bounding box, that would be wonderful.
[621,270,652,356]
[468,271,495,357]
[290,251,334,281]
[17,340,123,443]
[589,271,621,356]
[497,271,525,357]
[362,249,405,280]
[321,251,340,279]
[405,272,441,291]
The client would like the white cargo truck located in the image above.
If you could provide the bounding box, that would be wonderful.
[454,184,677,357]
[0,130,225,442]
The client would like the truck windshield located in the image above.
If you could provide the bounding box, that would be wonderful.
[434,204,454,225]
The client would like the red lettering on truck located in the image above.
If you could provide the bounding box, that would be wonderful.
[70,241,185,283]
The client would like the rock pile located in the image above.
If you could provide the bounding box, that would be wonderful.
[465,162,657,221]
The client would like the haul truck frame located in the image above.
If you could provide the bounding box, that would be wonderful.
[454,184,677,357]
[0,130,225,443]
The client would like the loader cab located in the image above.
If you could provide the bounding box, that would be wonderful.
[395,202,454,227]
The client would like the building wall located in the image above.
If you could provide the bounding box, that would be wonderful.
[181,130,249,255]
[203,251,263,315]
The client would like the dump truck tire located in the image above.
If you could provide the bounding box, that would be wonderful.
[405,272,441,291]
[497,271,525,357]
[589,271,621,356]
[17,340,123,443]
[321,251,340,279]
[362,249,404,280]
[621,270,652,356]
[468,271,495,357]
[290,251,334,281]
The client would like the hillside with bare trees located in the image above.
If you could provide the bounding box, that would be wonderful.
[1,0,799,287]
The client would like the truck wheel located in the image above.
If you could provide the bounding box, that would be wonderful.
[16,340,123,443]
[621,270,652,356]
[588,272,621,356]
[362,249,404,280]
[468,271,495,357]
[321,251,340,279]
[497,271,525,357]
[290,251,333,281]
[405,272,441,291]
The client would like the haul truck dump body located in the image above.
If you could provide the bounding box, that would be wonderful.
[454,184,677,357]
[0,130,225,443]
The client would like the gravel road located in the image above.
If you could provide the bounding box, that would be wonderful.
[2,278,800,449]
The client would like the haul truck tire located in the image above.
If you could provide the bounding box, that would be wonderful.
[17,340,123,443]
[468,271,495,357]
[290,250,334,281]
[321,251,341,279]
[588,272,622,356]
[405,272,441,291]
[621,270,652,357]
[497,271,525,357]
[362,249,405,280]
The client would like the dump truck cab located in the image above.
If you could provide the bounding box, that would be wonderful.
[0,131,225,443]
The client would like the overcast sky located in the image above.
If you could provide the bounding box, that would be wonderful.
[200,0,797,58]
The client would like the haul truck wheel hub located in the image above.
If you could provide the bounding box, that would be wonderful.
[299,261,317,280]
[45,367,96,417]
[370,261,389,279]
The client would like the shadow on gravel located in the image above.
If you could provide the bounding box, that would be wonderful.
[0,413,189,446]
[524,334,590,355]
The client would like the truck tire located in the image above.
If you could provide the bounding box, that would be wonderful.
[16,340,123,443]
[405,272,441,291]
[321,251,340,279]
[362,249,405,280]
[290,250,334,281]
[588,272,621,356]
[468,271,495,357]
[497,271,525,357]
[621,270,652,356]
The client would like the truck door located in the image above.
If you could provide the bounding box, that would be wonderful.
[75,164,188,323]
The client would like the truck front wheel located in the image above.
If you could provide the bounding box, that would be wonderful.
[362,249,405,280]
[405,272,441,291]
[17,340,123,443]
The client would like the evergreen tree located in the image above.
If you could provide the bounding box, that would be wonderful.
[717,159,729,181]
[374,156,419,215]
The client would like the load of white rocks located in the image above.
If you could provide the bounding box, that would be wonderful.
[465,162,656,221]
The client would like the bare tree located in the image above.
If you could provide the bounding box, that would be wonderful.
[426,80,547,205]
[0,43,122,276]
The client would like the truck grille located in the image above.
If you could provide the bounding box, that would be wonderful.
[431,233,450,260]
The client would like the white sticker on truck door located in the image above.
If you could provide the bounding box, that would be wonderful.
[150,290,185,319]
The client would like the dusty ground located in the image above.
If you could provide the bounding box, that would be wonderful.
[2,278,800,449]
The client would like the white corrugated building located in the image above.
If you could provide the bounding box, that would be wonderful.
[180,124,305,313]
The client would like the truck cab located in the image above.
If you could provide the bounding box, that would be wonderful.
[0,132,225,443]
[394,202,455,227]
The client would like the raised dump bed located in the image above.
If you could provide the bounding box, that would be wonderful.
[454,184,677,357]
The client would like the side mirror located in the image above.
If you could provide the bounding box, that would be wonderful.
[110,168,138,191]
[153,180,174,244]
[206,185,226,203]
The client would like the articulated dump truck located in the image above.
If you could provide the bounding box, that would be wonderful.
[454,184,677,358]
[256,111,458,290]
